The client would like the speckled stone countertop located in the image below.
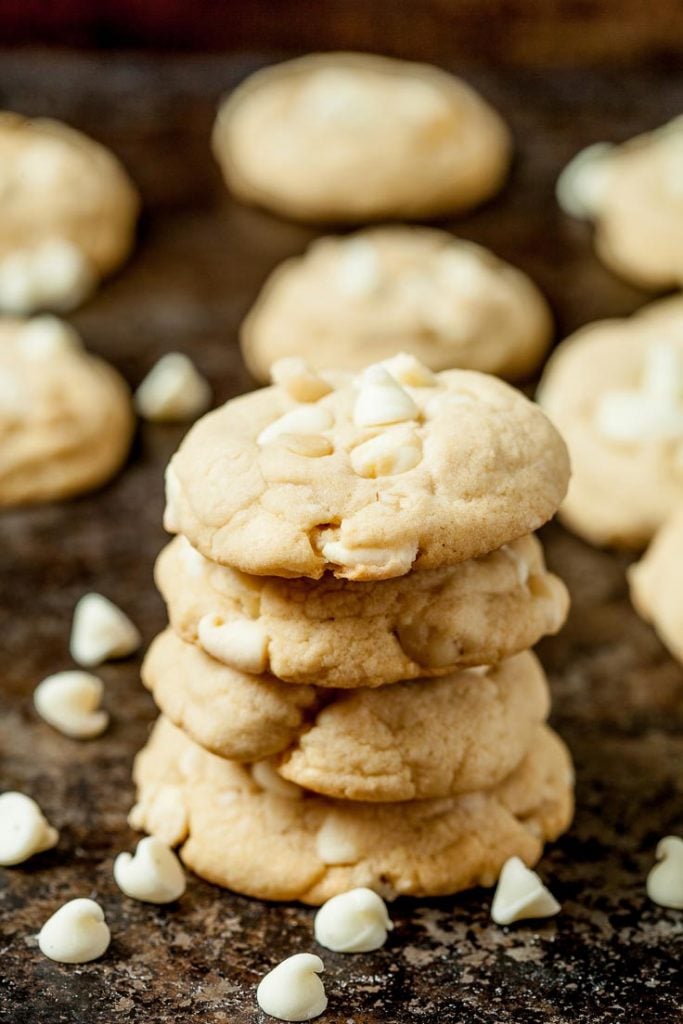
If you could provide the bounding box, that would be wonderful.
[0,52,682,1024]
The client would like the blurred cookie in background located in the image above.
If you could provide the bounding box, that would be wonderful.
[213,53,511,223]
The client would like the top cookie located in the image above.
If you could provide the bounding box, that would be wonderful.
[0,112,139,313]
[165,354,570,580]
[538,298,683,548]
[0,316,134,505]
[556,116,683,289]
[241,228,552,383]
[212,53,511,223]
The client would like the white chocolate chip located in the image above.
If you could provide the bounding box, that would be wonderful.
[135,353,211,423]
[556,142,615,219]
[422,391,474,419]
[641,342,683,403]
[353,366,419,427]
[381,352,436,388]
[491,856,560,925]
[314,887,393,953]
[257,953,328,1023]
[18,315,81,358]
[436,247,494,294]
[70,592,141,668]
[113,836,186,904]
[396,622,462,669]
[163,463,182,533]
[316,814,359,865]
[501,544,530,587]
[179,535,208,577]
[34,671,109,739]
[0,238,94,314]
[321,538,417,576]
[336,238,382,297]
[270,357,332,403]
[251,761,303,800]
[0,792,59,866]
[276,433,333,458]
[38,898,111,964]
[646,835,683,909]
[596,391,683,441]
[257,406,334,446]
[197,614,268,674]
[350,426,422,478]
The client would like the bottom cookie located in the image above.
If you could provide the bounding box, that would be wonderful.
[130,717,574,904]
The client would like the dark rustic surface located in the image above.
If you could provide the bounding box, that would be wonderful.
[0,51,682,1024]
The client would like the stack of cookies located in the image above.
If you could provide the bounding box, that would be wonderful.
[130,354,574,904]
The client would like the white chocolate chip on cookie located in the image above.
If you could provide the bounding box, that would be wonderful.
[350,426,422,478]
[381,352,436,388]
[556,142,615,219]
[70,592,141,667]
[314,887,394,952]
[38,898,111,964]
[0,792,59,866]
[34,671,109,739]
[258,405,334,446]
[197,614,268,674]
[257,953,328,1022]
[276,433,333,458]
[135,353,211,423]
[353,365,419,427]
[336,237,382,297]
[251,760,303,800]
[320,538,418,579]
[646,835,683,909]
[491,856,560,925]
[18,315,81,358]
[316,814,360,865]
[270,357,332,402]
[114,836,186,904]
[0,238,94,314]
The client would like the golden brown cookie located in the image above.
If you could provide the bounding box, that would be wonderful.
[130,717,574,903]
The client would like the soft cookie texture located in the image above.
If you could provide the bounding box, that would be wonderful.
[142,634,551,802]
[629,509,683,663]
[166,358,570,580]
[156,533,568,687]
[538,299,683,547]
[130,717,574,904]
[0,317,134,505]
[212,53,511,223]
[0,112,139,312]
[241,228,552,382]
[557,116,683,289]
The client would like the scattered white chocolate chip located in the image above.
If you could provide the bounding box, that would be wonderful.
[163,463,182,533]
[556,141,615,219]
[0,792,59,866]
[491,856,560,925]
[34,671,108,739]
[321,538,417,576]
[257,953,328,1023]
[134,352,211,423]
[251,761,303,800]
[336,238,382,297]
[314,887,393,953]
[197,614,268,674]
[0,238,94,314]
[270,358,332,403]
[316,815,359,865]
[18,315,81,357]
[646,835,683,909]
[70,593,141,668]
[350,426,422,478]
[113,836,186,904]
[258,406,334,446]
[38,898,111,964]
[353,365,419,427]
[381,352,436,388]
[276,433,333,458]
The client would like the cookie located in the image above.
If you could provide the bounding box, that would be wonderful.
[0,317,134,505]
[538,300,683,547]
[156,533,568,687]
[0,112,139,313]
[165,355,570,580]
[629,509,683,663]
[240,228,552,383]
[212,53,511,223]
[556,116,683,289]
[131,717,573,903]
[142,632,550,802]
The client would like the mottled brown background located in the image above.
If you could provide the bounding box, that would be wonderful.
[1,3,682,1023]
